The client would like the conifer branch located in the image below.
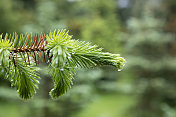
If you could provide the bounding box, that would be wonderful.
[0,29,126,99]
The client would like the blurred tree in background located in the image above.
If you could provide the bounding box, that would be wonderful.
[0,0,22,33]
[124,0,176,117]
[79,0,122,53]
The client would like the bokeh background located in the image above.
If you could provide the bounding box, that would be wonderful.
[0,0,176,117]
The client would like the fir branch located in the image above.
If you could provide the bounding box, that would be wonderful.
[0,29,126,99]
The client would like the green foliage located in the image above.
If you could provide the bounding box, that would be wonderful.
[0,29,126,99]
[0,37,12,74]
[47,29,125,98]
[8,61,40,99]
[0,34,40,99]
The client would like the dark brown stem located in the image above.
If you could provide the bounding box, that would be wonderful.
[7,32,50,65]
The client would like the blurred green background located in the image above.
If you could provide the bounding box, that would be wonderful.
[1,0,176,117]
